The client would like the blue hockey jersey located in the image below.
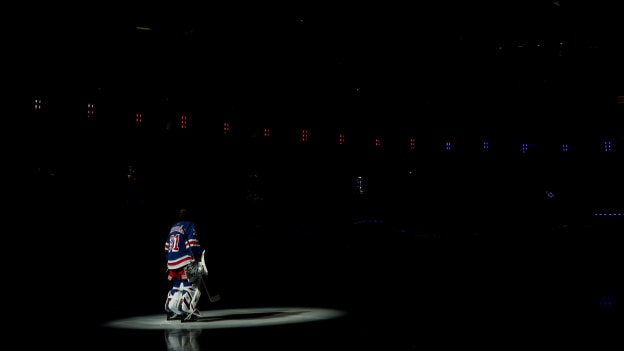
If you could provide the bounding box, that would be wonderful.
[164,220,202,270]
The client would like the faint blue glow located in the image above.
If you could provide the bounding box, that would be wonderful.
[483,141,489,152]
[521,143,528,154]
[599,295,617,311]
[593,212,624,217]
[603,140,612,152]
[561,144,568,152]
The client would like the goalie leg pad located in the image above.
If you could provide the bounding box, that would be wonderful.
[165,282,201,315]
[165,288,182,314]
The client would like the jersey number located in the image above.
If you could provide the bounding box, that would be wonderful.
[168,234,182,252]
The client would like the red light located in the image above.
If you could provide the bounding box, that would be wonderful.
[87,103,95,120]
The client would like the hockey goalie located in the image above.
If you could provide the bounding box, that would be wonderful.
[165,250,209,322]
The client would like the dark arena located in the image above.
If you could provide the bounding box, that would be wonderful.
[13,3,622,350]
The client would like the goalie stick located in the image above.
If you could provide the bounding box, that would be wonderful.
[199,274,221,303]
[198,250,221,303]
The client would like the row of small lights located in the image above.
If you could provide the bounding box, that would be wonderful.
[223,121,616,154]
[37,97,622,219]
[34,99,619,154]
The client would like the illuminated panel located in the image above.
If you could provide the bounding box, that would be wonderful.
[339,132,345,145]
[409,138,415,151]
[34,98,42,110]
[593,211,624,217]
[135,113,143,124]
[483,141,489,152]
[87,103,95,120]
[180,115,187,129]
[603,140,612,152]
[301,129,308,142]
[561,143,568,152]
[264,128,271,137]
[375,137,380,147]
[355,176,364,195]
[223,122,230,135]
[445,140,452,151]
[594,210,624,217]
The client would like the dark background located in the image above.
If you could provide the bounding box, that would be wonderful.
[9,2,622,343]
